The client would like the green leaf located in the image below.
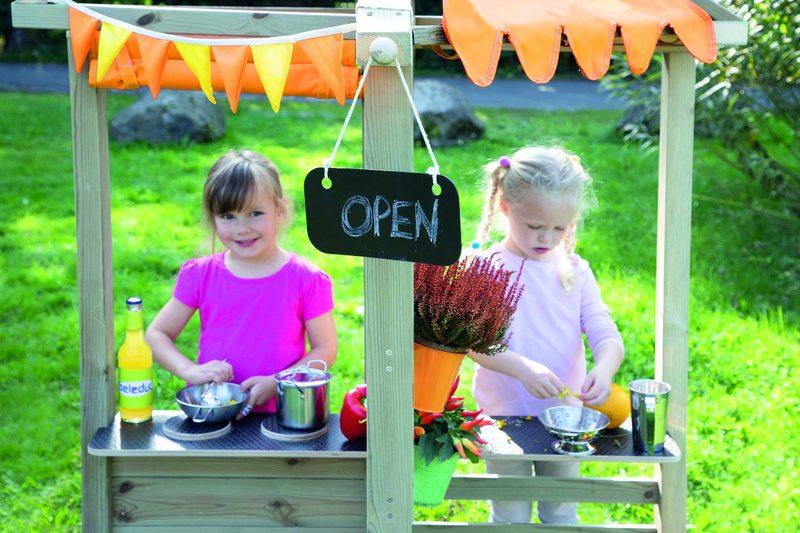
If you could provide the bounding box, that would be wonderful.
[438,440,455,463]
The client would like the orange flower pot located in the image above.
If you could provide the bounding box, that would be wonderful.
[413,339,466,412]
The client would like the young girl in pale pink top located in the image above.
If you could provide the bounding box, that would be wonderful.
[146,150,337,417]
[469,146,624,525]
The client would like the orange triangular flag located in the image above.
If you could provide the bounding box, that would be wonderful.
[136,34,170,99]
[211,45,249,113]
[298,34,346,105]
[67,7,100,73]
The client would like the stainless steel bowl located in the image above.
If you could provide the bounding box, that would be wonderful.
[540,406,610,456]
[176,382,249,423]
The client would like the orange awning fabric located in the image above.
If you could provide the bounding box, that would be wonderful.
[442,0,717,86]
[83,31,359,112]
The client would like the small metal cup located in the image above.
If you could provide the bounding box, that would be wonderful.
[629,379,670,454]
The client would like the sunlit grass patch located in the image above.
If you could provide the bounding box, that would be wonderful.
[0,92,797,530]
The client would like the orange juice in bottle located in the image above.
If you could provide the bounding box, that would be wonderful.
[118,297,153,423]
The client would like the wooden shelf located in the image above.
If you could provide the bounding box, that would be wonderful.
[482,416,681,464]
[89,411,366,458]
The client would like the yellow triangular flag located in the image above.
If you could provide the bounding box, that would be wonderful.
[251,43,293,113]
[175,42,216,104]
[97,22,131,83]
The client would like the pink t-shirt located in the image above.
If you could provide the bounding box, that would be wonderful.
[173,252,334,413]
[473,244,623,416]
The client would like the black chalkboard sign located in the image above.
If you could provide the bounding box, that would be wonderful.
[304,167,461,265]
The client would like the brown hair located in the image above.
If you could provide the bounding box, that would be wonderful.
[202,150,292,240]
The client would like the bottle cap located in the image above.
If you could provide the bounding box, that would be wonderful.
[126,296,143,306]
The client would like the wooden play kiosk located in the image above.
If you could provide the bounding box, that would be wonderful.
[11,0,746,531]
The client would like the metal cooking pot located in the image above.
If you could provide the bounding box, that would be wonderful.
[176,382,249,423]
[275,360,330,430]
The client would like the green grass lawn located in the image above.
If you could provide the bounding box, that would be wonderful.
[0,92,797,531]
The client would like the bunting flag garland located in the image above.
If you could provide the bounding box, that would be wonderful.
[175,43,216,104]
[251,43,294,113]
[211,45,249,113]
[136,34,170,99]
[97,22,132,83]
[65,0,357,113]
[67,7,99,73]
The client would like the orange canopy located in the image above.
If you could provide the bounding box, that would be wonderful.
[442,0,717,86]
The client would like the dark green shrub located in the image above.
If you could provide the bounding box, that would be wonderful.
[604,0,799,216]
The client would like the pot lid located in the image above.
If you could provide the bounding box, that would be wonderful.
[276,360,330,387]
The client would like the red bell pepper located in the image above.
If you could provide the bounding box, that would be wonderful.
[339,384,367,441]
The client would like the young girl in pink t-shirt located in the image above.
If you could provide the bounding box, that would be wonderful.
[146,150,337,417]
[469,146,624,525]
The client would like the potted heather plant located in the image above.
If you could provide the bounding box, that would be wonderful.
[413,377,493,506]
[413,255,523,412]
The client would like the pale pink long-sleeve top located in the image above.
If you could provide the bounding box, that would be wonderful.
[473,244,624,416]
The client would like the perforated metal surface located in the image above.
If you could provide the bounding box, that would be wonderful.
[485,416,680,463]
[88,411,366,457]
[261,416,328,442]
[89,412,677,462]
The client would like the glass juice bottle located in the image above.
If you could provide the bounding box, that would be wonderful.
[118,297,153,423]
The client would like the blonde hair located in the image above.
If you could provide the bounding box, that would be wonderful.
[476,146,593,292]
[203,150,293,245]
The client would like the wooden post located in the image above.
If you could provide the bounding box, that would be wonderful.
[67,32,116,532]
[655,51,695,533]
[357,1,414,531]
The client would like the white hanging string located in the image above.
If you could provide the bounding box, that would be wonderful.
[392,59,440,189]
[62,0,356,46]
[324,57,442,189]
[323,56,374,182]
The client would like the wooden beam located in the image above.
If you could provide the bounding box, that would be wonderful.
[445,475,659,504]
[655,52,695,533]
[114,525,364,533]
[413,523,658,532]
[12,2,746,46]
[68,31,115,533]
[111,457,366,478]
[358,1,415,531]
[12,1,354,35]
[110,476,366,527]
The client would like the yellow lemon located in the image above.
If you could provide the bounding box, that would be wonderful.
[594,383,631,429]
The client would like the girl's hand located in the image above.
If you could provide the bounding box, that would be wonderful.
[183,359,234,385]
[581,367,612,406]
[237,375,278,419]
[520,360,565,399]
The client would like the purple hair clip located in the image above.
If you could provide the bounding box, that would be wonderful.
[498,156,511,169]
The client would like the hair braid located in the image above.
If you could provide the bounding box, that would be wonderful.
[476,164,506,245]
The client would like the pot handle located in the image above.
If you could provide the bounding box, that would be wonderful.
[193,406,212,423]
[306,359,328,373]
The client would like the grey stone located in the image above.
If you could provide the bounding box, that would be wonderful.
[110,90,226,144]
[413,80,485,147]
